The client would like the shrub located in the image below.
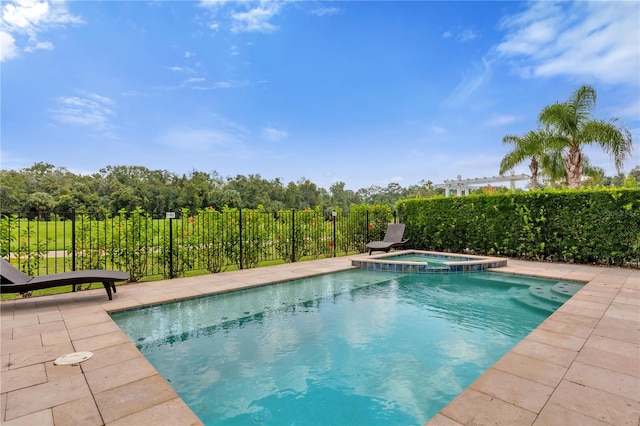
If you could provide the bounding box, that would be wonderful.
[397,189,640,266]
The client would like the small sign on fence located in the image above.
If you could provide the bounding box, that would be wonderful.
[165,212,176,219]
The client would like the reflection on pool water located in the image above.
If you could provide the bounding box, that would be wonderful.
[111,269,582,425]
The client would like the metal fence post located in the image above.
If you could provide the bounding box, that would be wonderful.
[291,208,296,262]
[239,209,243,269]
[168,215,174,278]
[332,210,337,257]
[366,210,370,243]
[71,210,77,271]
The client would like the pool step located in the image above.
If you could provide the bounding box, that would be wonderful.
[508,287,560,313]
[528,283,571,304]
[509,280,584,313]
[552,281,584,297]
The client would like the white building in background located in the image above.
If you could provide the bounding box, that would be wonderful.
[436,173,530,197]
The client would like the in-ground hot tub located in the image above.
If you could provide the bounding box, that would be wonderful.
[352,250,507,273]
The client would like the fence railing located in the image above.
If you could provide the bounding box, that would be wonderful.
[1,207,396,280]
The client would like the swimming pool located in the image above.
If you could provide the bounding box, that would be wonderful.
[111,269,581,425]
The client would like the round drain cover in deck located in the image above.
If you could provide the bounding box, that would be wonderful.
[54,351,93,365]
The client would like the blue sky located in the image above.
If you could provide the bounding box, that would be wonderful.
[2,0,639,190]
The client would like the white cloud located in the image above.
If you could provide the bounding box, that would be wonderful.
[456,29,477,42]
[24,39,52,52]
[445,57,493,107]
[1,0,83,60]
[0,31,17,61]
[2,0,50,29]
[157,128,238,151]
[612,98,640,121]
[199,1,283,34]
[184,77,206,84]
[443,28,477,42]
[50,92,115,128]
[231,5,279,33]
[484,115,518,127]
[155,117,253,158]
[261,127,288,142]
[310,7,341,17]
[207,80,248,89]
[497,1,640,86]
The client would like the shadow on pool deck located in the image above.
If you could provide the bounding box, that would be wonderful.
[1,253,638,425]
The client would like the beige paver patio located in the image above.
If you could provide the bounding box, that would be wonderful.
[1,254,638,425]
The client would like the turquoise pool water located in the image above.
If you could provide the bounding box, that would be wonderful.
[381,253,468,265]
[112,270,581,425]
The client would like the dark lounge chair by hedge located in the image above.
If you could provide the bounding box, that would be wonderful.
[366,223,409,255]
[0,258,129,300]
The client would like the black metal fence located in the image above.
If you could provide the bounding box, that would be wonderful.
[1,208,396,280]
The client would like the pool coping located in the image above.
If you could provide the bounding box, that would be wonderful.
[1,252,638,425]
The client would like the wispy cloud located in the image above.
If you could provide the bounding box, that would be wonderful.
[456,29,477,42]
[156,115,252,156]
[167,66,192,73]
[230,4,280,33]
[192,79,250,90]
[184,77,206,85]
[261,126,288,142]
[443,28,478,42]
[1,0,83,61]
[199,1,283,34]
[156,127,240,152]
[484,115,518,127]
[50,92,115,128]
[445,57,493,107]
[497,1,640,86]
[310,7,342,17]
[158,68,251,91]
[24,39,52,52]
[611,98,640,121]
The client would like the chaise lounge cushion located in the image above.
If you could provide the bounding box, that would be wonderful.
[366,223,409,255]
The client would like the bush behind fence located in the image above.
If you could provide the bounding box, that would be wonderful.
[1,205,395,279]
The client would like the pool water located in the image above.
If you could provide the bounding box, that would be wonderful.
[112,270,581,425]
[381,253,463,265]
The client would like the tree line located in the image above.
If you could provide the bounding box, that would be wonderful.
[3,85,637,219]
[2,159,637,220]
[0,162,445,218]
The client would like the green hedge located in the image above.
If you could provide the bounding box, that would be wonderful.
[397,189,640,266]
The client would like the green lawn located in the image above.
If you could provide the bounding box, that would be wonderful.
[9,218,72,251]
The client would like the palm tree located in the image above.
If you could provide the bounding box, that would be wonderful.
[538,85,633,189]
[499,129,556,190]
[539,148,601,188]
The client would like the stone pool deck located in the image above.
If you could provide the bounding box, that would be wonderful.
[1,253,638,425]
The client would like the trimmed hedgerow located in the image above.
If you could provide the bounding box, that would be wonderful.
[397,189,640,267]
